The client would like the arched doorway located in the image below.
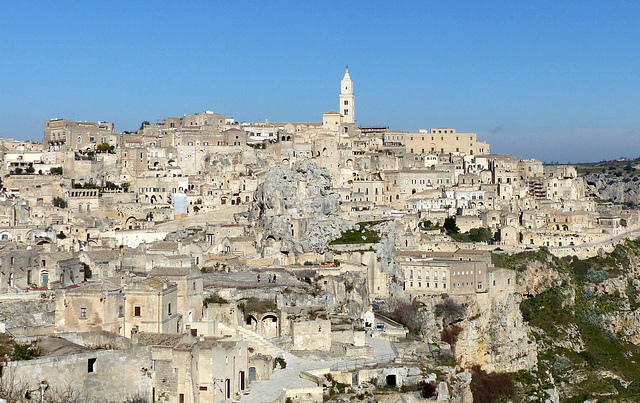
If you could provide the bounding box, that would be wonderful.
[260,314,279,338]
[245,315,258,333]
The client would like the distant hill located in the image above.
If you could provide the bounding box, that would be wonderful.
[576,157,640,207]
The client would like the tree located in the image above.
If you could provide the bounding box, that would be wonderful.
[468,227,493,243]
[50,167,63,175]
[26,166,35,174]
[82,263,92,281]
[96,142,111,153]
[443,217,460,235]
[52,197,67,209]
[13,167,23,175]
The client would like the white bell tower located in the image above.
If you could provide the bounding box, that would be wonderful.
[339,67,355,124]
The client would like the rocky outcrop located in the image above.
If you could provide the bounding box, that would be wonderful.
[455,292,537,373]
[249,160,349,258]
[517,260,561,297]
[374,220,404,296]
[0,299,55,330]
[583,171,640,206]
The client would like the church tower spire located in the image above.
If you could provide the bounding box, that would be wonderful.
[340,67,355,124]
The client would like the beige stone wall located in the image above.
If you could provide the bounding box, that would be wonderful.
[199,338,249,402]
[5,346,153,401]
[124,280,180,335]
[55,287,124,335]
[291,319,331,351]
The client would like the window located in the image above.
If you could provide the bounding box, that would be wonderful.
[134,306,141,317]
[168,303,172,316]
[80,308,87,318]
[344,100,348,105]
[88,358,96,373]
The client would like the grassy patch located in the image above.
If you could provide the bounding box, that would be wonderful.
[239,297,277,315]
[330,221,382,245]
[203,294,229,307]
[491,247,550,271]
[520,287,640,397]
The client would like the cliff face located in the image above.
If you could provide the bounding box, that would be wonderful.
[584,171,640,206]
[495,242,640,400]
[456,292,537,373]
[579,159,640,207]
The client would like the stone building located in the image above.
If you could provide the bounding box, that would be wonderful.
[3,337,153,402]
[44,119,117,151]
[123,277,182,336]
[55,280,124,335]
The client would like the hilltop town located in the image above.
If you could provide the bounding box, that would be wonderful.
[0,69,638,402]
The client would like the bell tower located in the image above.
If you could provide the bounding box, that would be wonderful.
[339,67,355,124]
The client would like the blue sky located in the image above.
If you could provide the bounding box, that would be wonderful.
[0,1,638,163]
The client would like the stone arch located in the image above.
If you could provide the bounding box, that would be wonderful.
[265,235,277,246]
[260,313,279,338]
[125,216,137,229]
[245,315,258,332]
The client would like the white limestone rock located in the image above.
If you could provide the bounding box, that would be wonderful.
[455,292,537,373]
[249,160,349,258]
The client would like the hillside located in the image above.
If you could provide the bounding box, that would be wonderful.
[576,157,640,207]
[490,242,640,401]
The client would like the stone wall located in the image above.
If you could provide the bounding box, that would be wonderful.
[291,319,331,351]
[5,346,153,401]
[54,331,133,350]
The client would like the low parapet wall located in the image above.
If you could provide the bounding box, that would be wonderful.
[550,227,640,259]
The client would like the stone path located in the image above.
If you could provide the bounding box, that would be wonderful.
[154,205,246,231]
[238,332,396,403]
[204,270,302,289]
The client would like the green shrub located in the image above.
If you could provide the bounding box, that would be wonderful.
[53,197,68,208]
[275,356,286,369]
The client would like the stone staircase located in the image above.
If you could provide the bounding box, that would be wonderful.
[216,322,298,364]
